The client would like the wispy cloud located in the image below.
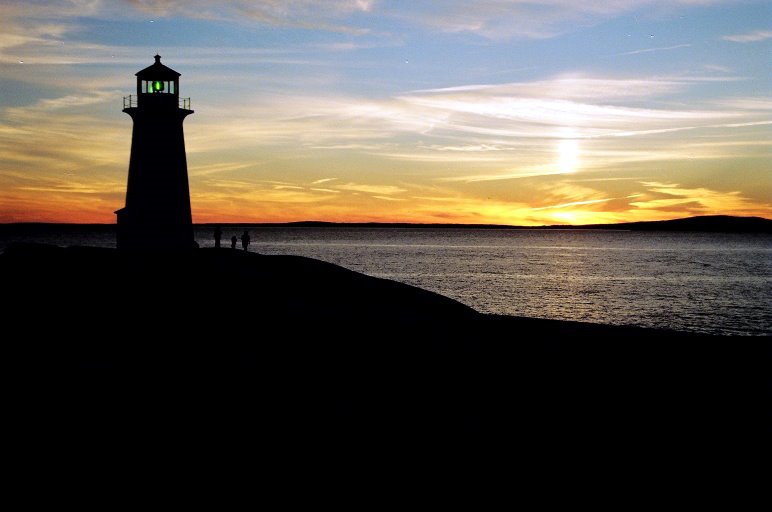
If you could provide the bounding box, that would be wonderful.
[722,29,772,43]
[420,144,505,152]
[125,0,374,34]
[4,91,116,117]
[630,182,769,216]
[4,0,745,45]
[713,98,772,110]
[165,72,770,190]
[209,74,756,153]
[393,76,753,144]
[443,167,570,183]
[615,44,692,56]
[0,40,319,68]
[530,195,639,211]
[336,183,407,195]
[565,177,643,183]
[189,162,253,177]
[387,1,742,40]
[0,1,380,73]
[703,64,732,73]
[372,195,405,201]
[411,76,687,100]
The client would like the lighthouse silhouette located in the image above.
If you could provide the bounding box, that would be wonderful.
[116,55,196,249]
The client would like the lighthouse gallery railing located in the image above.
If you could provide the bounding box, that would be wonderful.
[123,95,191,110]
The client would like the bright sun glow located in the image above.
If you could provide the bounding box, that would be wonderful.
[549,211,581,225]
[558,137,579,174]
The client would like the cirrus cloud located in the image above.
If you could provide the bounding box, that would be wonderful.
[722,29,772,42]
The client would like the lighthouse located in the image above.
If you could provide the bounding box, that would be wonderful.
[116,55,196,249]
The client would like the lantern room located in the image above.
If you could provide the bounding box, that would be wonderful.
[134,54,182,109]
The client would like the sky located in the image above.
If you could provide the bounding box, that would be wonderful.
[0,0,770,225]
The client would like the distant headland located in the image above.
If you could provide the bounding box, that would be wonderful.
[2,215,771,233]
[210,214,772,232]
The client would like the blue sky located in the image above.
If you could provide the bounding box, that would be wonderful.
[0,0,770,224]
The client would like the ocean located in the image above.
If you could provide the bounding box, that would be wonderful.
[1,225,769,336]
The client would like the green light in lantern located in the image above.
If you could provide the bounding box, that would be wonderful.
[152,80,163,92]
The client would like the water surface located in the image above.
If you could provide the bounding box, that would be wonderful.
[2,225,769,335]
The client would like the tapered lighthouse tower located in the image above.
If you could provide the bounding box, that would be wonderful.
[116,55,195,249]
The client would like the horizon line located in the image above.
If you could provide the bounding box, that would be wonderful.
[1,214,770,229]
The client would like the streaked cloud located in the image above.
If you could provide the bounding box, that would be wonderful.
[615,44,692,56]
[443,168,569,183]
[2,1,746,46]
[410,76,687,100]
[336,183,407,195]
[722,29,772,42]
[125,0,374,34]
[630,182,769,217]
[372,195,405,201]
[189,162,253,177]
[4,91,116,116]
[530,195,640,211]
[387,1,741,40]
[195,74,759,154]
[703,64,732,73]
[713,98,772,110]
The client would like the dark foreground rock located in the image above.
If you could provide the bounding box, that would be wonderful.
[2,244,768,461]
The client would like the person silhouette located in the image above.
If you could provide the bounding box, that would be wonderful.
[241,230,251,251]
[214,225,222,248]
[231,235,237,249]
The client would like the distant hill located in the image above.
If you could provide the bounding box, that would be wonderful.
[571,215,772,233]
[2,215,770,232]
[196,215,772,233]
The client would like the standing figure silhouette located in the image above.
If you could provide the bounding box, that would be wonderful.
[214,225,222,248]
[231,235,237,249]
[241,230,251,251]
